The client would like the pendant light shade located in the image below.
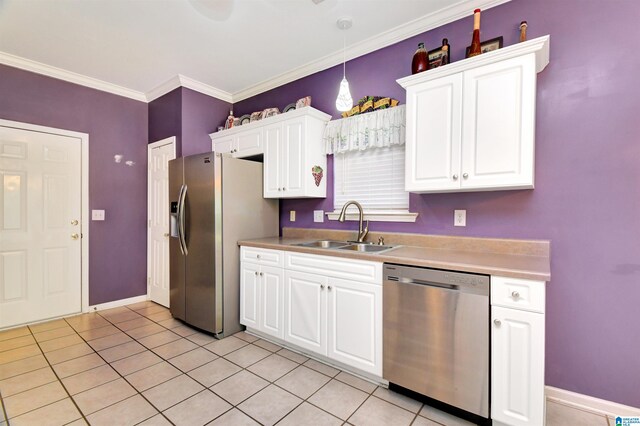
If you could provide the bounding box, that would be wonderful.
[335,17,353,112]
[336,77,353,112]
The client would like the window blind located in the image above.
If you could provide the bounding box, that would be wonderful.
[334,145,409,211]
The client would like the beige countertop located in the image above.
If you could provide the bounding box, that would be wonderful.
[238,229,551,281]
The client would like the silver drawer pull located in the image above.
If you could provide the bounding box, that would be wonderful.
[494,319,501,326]
[511,291,520,299]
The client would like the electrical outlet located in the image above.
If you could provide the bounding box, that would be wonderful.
[454,209,466,227]
[313,210,324,223]
[290,210,296,222]
[92,209,105,221]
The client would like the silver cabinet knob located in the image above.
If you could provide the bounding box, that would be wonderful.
[277,188,281,191]
[328,286,332,291]
[259,272,263,276]
[282,187,286,191]
[254,271,258,276]
[71,233,79,240]
[71,219,79,226]
[320,284,325,290]
[463,173,469,179]
[256,254,261,259]
[511,291,520,299]
[494,319,501,326]
[452,174,458,180]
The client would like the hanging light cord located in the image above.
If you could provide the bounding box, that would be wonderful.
[343,34,346,78]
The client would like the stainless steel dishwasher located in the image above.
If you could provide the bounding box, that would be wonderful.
[383,264,490,421]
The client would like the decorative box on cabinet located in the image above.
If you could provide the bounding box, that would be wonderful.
[398,36,550,194]
[210,107,331,199]
[491,275,546,426]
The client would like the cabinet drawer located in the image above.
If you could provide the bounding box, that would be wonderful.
[491,276,545,313]
[241,247,283,267]
[285,252,382,285]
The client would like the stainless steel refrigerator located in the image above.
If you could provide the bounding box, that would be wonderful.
[168,152,278,337]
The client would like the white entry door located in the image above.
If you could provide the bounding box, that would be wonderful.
[0,126,82,328]
[147,137,176,307]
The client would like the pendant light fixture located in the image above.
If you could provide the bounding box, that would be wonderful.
[335,17,353,112]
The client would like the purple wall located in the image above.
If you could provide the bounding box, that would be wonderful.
[234,0,640,407]
[148,87,231,157]
[0,64,149,306]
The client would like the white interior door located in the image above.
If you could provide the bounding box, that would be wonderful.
[0,126,82,328]
[147,137,176,307]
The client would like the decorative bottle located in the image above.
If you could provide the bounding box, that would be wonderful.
[519,21,528,42]
[411,43,428,74]
[226,109,234,129]
[441,38,450,65]
[468,9,482,57]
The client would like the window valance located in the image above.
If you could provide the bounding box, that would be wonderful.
[323,105,405,155]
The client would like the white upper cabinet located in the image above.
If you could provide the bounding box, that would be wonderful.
[398,36,549,194]
[211,107,331,199]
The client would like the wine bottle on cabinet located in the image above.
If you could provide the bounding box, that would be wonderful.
[519,21,528,42]
[441,38,450,65]
[411,43,428,74]
[226,109,234,129]
[468,8,482,57]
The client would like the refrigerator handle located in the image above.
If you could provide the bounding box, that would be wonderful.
[179,184,189,255]
[176,184,185,255]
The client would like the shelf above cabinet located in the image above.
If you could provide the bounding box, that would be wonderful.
[397,35,549,88]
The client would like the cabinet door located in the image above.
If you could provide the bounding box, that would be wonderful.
[213,137,235,154]
[263,123,282,198]
[240,262,260,329]
[260,266,284,339]
[284,270,327,355]
[461,54,536,190]
[405,73,462,193]
[491,306,545,426]
[281,118,305,196]
[235,128,263,158]
[327,278,382,376]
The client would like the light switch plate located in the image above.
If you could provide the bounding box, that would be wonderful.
[313,210,324,223]
[290,210,296,222]
[92,209,105,221]
[454,209,466,227]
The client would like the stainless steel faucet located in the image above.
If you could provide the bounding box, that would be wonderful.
[337,200,369,243]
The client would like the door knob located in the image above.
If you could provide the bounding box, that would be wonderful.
[71,233,80,240]
[254,271,258,276]
[259,272,263,276]
[511,291,520,299]
[320,284,325,290]
[71,219,79,226]
[328,286,332,291]
[452,174,458,180]
[463,173,469,179]
[494,319,501,326]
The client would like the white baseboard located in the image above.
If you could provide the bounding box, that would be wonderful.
[546,386,640,419]
[87,294,148,312]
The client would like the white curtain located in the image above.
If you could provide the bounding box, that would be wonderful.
[323,105,406,155]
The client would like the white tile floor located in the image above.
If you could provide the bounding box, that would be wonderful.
[0,301,611,426]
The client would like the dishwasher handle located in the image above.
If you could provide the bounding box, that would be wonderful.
[384,264,489,296]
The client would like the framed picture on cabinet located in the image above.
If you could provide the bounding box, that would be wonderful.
[427,46,449,69]
[465,36,503,58]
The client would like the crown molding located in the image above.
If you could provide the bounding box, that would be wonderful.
[145,74,233,103]
[177,75,233,103]
[0,51,147,102]
[232,0,511,102]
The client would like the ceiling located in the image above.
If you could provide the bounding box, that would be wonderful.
[0,0,506,102]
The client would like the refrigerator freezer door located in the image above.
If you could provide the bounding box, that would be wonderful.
[183,153,217,332]
[168,158,186,321]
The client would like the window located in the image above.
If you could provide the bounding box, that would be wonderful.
[331,144,416,222]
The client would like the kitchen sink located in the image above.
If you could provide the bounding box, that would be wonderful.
[295,240,349,249]
[336,243,396,253]
[293,240,396,254]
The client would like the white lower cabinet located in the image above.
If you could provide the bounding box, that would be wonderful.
[284,270,327,355]
[240,247,382,378]
[491,276,546,426]
[326,277,382,376]
[240,260,284,340]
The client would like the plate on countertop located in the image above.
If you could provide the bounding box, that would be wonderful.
[283,103,296,113]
